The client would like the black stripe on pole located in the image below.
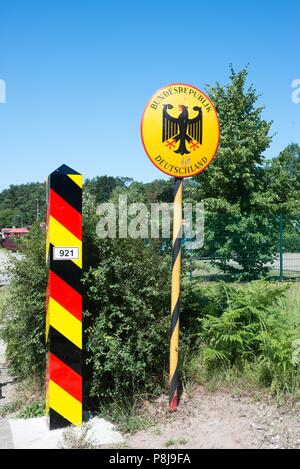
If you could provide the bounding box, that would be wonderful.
[49,327,82,375]
[49,409,72,430]
[170,298,180,338]
[169,366,179,403]
[49,244,82,294]
[173,237,181,262]
[50,175,82,213]
[173,178,182,199]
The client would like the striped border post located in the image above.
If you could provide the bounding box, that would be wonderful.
[46,164,83,430]
[169,178,183,412]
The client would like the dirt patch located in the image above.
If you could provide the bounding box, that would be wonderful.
[126,386,300,449]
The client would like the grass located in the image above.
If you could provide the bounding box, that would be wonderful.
[0,285,10,334]
[17,400,44,419]
[59,423,96,449]
[186,356,300,409]
[0,399,23,417]
[184,281,300,404]
[190,260,231,283]
[0,285,9,306]
[164,438,188,448]
[0,396,44,419]
[278,282,300,328]
[98,400,156,434]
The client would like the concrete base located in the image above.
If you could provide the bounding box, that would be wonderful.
[0,419,14,449]
[8,416,124,449]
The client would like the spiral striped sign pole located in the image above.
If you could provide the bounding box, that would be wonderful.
[141,83,220,411]
[169,178,182,411]
[46,164,83,430]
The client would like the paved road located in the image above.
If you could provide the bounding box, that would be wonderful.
[0,249,21,286]
[216,253,300,274]
[0,250,15,448]
[0,419,14,449]
[0,340,14,448]
[0,249,10,286]
[269,253,300,273]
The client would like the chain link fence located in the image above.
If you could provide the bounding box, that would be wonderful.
[183,212,300,282]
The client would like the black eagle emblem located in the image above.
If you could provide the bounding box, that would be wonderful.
[162,104,203,155]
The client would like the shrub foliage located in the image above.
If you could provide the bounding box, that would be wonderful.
[0,225,47,379]
[1,198,300,406]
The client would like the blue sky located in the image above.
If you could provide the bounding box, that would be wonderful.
[0,0,299,191]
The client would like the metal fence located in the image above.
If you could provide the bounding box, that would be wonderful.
[183,212,300,282]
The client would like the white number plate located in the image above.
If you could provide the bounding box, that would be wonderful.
[53,247,79,260]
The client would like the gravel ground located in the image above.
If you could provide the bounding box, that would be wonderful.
[126,386,300,449]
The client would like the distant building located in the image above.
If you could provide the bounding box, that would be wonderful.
[0,227,29,251]
[1,227,30,238]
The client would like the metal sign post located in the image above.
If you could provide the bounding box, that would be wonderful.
[46,164,83,430]
[141,83,220,411]
[169,178,182,410]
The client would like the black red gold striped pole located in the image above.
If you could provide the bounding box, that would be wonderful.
[169,177,183,412]
[46,164,82,430]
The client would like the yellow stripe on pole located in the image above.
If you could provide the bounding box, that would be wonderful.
[169,321,179,375]
[46,308,50,341]
[48,215,82,268]
[173,204,182,241]
[46,228,50,261]
[48,380,82,426]
[171,251,181,307]
[48,297,82,349]
[68,174,83,188]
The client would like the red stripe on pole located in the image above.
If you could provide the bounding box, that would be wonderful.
[46,279,50,311]
[49,352,82,403]
[49,271,82,321]
[50,188,82,240]
[169,392,177,412]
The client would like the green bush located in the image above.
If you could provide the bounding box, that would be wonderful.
[193,281,300,393]
[2,194,299,408]
[0,225,47,380]
[201,211,279,281]
[0,197,171,408]
[82,197,171,404]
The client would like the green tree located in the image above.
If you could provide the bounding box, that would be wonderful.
[197,67,272,210]
[84,176,132,204]
[266,143,300,252]
[0,208,15,228]
[266,143,300,213]
[194,68,276,279]
[0,182,46,226]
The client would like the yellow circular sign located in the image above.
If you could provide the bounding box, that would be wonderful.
[141,83,220,178]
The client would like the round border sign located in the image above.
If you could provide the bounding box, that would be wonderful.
[141,83,220,178]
